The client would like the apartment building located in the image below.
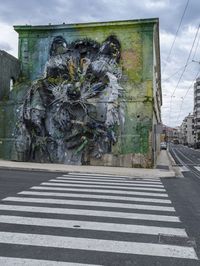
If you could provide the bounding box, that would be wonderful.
[180,113,194,146]
[194,77,200,147]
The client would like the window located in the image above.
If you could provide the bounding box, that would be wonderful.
[10,78,15,91]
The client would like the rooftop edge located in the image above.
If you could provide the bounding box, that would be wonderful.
[14,18,159,32]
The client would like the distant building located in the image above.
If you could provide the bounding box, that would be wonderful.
[0,50,20,100]
[162,125,178,143]
[0,51,20,159]
[179,113,194,146]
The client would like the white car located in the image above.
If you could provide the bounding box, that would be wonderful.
[160,142,167,150]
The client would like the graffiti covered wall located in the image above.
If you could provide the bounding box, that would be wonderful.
[0,19,162,167]
[15,35,125,165]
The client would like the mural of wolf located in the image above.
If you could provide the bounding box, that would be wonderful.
[15,35,125,165]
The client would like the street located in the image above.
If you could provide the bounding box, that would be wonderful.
[168,144,200,260]
[0,168,199,265]
[169,144,200,179]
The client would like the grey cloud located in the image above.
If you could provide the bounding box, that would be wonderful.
[0,41,12,51]
[0,0,198,35]
[0,0,59,24]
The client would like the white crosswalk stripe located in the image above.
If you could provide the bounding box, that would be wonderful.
[0,215,187,236]
[3,197,175,212]
[2,196,176,211]
[0,257,100,266]
[30,186,169,197]
[63,174,161,182]
[0,232,197,260]
[53,178,164,187]
[18,190,172,204]
[0,173,198,264]
[40,182,166,191]
[0,204,180,222]
[56,176,163,184]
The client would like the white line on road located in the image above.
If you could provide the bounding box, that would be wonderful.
[66,173,125,177]
[0,204,180,222]
[0,232,197,260]
[0,257,100,266]
[134,178,162,182]
[194,166,200,171]
[18,191,172,204]
[3,197,175,212]
[179,166,190,172]
[0,215,187,236]
[53,179,164,188]
[63,173,160,182]
[41,182,166,192]
[30,186,169,198]
[56,177,163,185]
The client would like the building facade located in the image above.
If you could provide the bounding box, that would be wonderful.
[0,51,20,158]
[162,125,178,143]
[0,19,162,168]
[0,50,20,100]
[194,77,200,147]
[179,114,194,146]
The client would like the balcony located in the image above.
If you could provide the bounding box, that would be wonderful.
[194,96,200,101]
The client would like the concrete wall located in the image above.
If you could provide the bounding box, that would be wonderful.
[0,51,21,159]
[0,19,162,168]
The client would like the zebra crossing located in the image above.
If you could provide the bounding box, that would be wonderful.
[0,172,198,265]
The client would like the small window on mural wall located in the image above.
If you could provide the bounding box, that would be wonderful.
[10,78,15,91]
[14,35,125,165]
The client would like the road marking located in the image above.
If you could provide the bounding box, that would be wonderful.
[63,174,161,182]
[0,232,197,260]
[0,257,100,266]
[56,177,163,185]
[52,179,164,188]
[66,172,125,177]
[3,197,175,212]
[0,204,180,222]
[41,182,166,192]
[19,191,172,204]
[31,186,169,197]
[64,173,131,180]
[0,215,187,236]
[179,166,190,172]
[194,166,200,171]
[136,178,161,182]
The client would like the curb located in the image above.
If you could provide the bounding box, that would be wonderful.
[0,160,175,179]
[0,165,68,174]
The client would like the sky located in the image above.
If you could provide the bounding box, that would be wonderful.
[0,0,199,128]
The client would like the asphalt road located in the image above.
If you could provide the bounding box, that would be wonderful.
[0,168,199,265]
[169,144,200,179]
[168,144,200,261]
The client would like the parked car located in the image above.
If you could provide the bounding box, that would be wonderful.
[160,142,167,150]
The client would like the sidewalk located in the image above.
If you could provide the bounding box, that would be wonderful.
[0,151,176,178]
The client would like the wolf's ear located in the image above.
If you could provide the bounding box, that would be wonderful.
[100,35,121,63]
[50,36,68,56]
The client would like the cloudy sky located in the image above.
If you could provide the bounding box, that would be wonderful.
[0,0,199,127]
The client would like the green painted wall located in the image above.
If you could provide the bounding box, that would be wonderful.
[0,19,160,167]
